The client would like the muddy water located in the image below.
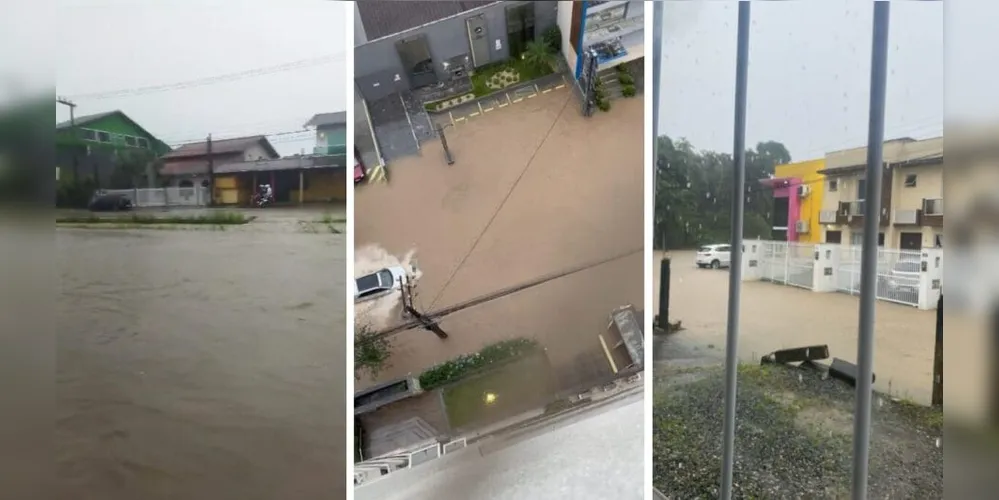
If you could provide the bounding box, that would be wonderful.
[57,228,345,500]
[653,250,938,404]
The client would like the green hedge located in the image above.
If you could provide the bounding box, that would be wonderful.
[419,338,540,390]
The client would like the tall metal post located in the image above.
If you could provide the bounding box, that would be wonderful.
[852,3,891,498]
[652,1,672,329]
[720,2,751,498]
[437,124,454,165]
[931,293,943,407]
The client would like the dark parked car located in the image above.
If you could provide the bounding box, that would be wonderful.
[88,192,133,212]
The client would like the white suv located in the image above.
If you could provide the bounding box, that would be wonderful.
[695,244,731,269]
[354,266,408,303]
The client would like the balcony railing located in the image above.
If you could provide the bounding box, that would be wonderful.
[842,200,866,216]
[818,210,838,224]
[923,198,943,216]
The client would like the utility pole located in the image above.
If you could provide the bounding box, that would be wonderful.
[931,293,943,407]
[206,134,214,206]
[57,97,80,185]
[400,278,448,339]
[436,124,454,165]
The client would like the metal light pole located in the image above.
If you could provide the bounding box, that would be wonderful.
[720,2,751,498]
[852,3,891,498]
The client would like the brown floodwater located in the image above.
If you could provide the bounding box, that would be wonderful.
[56,227,345,500]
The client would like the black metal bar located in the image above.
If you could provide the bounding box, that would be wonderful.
[932,294,943,407]
[720,3,751,498]
[657,257,670,329]
[851,2,891,498]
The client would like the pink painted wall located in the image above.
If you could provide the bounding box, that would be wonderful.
[771,178,802,242]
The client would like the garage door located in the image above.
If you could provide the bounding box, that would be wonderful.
[900,232,922,250]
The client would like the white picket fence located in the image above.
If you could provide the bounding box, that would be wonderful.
[746,240,942,309]
[103,187,211,208]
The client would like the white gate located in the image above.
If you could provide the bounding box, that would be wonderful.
[786,242,815,290]
[759,241,814,289]
[836,245,921,307]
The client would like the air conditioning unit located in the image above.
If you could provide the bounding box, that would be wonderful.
[795,220,810,234]
[797,184,811,197]
[818,210,837,224]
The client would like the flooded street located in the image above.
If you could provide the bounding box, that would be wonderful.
[653,250,938,404]
[57,226,345,500]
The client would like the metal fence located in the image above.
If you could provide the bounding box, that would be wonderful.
[354,438,467,487]
[758,241,815,290]
[837,245,922,307]
[103,187,211,208]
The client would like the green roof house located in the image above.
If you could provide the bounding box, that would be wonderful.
[56,110,171,191]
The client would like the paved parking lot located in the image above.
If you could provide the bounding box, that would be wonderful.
[355,87,644,396]
[653,250,939,404]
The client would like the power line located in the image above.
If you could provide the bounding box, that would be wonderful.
[166,128,314,147]
[426,91,577,311]
[64,52,345,101]
[369,248,643,340]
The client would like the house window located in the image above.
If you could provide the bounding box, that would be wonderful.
[137,137,149,149]
[904,174,917,187]
[124,136,137,147]
[828,179,838,192]
[856,178,866,200]
[80,129,97,141]
[934,234,943,248]
[96,131,111,143]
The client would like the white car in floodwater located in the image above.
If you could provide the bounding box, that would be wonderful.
[354,267,408,303]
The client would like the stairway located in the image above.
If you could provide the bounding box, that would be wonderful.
[366,417,439,459]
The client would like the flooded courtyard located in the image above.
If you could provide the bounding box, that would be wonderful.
[56,224,345,500]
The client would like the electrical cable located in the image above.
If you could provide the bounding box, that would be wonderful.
[425,91,577,311]
[64,52,345,101]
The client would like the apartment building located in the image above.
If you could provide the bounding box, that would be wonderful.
[817,136,943,250]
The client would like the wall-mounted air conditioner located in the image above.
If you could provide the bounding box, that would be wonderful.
[795,220,810,233]
[797,184,811,197]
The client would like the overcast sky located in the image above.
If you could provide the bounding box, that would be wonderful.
[55,0,348,157]
[658,1,947,161]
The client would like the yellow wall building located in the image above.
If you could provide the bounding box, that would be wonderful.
[773,158,826,243]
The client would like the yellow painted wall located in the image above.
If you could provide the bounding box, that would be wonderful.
[774,158,826,243]
[213,175,252,205]
[301,169,347,203]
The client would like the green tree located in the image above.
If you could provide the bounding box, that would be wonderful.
[542,25,562,53]
[522,40,556,72]
[355,325,392,380]
[654,136,791,249]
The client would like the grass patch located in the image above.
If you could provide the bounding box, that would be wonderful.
[56,212,250,225]
[470,59,553,97]
[442,352,553,430]
[419,338,540,391]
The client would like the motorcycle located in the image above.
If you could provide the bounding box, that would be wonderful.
[250,192,274,208]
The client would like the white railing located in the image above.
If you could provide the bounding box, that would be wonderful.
[103,187,211,208]
[354,438,467,487]
[837,245,922,307]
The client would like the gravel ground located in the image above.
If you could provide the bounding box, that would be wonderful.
[653,363,943,499]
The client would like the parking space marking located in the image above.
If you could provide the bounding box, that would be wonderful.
[554,84,565,90]
[477,101,484,114]
[468,112,480,117]
[512,98,523,103]
[498,103,508,108]
[526,94,536,99]
[449,111,455,126]
[483,107,494,113]
[455,116,466,123]
[542,88,552,94]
